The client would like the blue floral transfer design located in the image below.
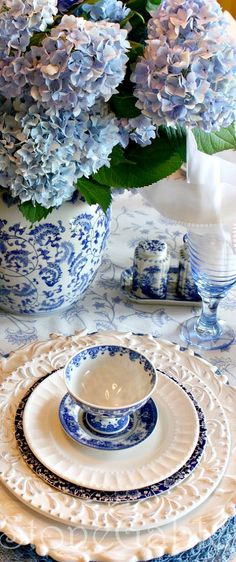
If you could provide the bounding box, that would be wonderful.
[59,393,158,450]
[0,203,111,314]
[64,344,157,429]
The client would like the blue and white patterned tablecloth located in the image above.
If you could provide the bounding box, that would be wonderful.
[0,190,236,562]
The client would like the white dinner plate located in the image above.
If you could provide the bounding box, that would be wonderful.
[0,331,230,534]
[23,369,200,491]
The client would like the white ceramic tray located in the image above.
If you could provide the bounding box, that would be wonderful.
[121,266,202,306]
[0,331,231,538]
[23,369,200,492]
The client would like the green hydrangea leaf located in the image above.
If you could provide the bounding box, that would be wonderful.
[128,40,144,62]
[193,123,236,154]
[109,144,130,165]
[160,125,187,161]
[109,93,141,118]
[79,0,100,5]
[19,201,53,223]
[120,9,145,28]
[76,177,112,212]
[93,136,184,189]
[29,31,48,46]
[126,0,148,16]
[146,0,162,14]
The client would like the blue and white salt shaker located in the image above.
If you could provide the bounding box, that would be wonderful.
[177,235,200,300]
[132,239,170,298]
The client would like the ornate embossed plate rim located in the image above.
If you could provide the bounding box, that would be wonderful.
[0,330,231,536]
[0,331,235,561]
[0,332,235,561]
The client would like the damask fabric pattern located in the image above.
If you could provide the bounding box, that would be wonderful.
[0,516,236,561]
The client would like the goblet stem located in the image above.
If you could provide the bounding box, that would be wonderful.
[180,228,236,350]
[196,295,222,337]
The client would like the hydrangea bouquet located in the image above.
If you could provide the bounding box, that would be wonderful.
[0,0,235,222]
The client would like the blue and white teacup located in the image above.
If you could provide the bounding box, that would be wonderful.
[64,344,157,436]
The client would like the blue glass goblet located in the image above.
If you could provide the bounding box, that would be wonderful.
[180,229,236,350]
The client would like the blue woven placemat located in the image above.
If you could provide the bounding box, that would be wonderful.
[0,515,235,562]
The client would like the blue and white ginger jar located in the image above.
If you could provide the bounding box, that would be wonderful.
[0,196,110,315]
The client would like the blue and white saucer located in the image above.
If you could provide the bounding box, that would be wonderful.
[59,394,158,451]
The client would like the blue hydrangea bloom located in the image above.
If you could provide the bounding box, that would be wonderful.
[25,15,129,115]
[0,4,130,209]
[0,1,58,98]
[0,0,58,57]
[81,0,130,22]
[0,100,120,207]
[0,57,31,98]
[119,116,157,148]
[132,0,236,131]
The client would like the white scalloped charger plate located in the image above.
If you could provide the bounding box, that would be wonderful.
[0,332,235,562]
[0,331,231,538]
[23,368,200,491]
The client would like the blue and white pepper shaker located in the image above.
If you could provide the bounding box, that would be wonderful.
[132,239,170,298]
[177,234,200,300]
[167,260,179,297]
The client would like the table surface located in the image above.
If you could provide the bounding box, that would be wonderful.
[0,190,236,562]
[1,190,236,386]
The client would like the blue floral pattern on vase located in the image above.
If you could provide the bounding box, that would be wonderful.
[0,198,111,314]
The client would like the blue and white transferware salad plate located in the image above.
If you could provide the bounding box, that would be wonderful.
[59,393,158,451]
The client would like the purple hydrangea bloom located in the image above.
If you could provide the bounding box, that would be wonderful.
[0,13,31,57]
[0,0,58,57]
[132,0,236,131]
[0,56,31,98]
[25,15,129,115]
[81,0,130,22]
